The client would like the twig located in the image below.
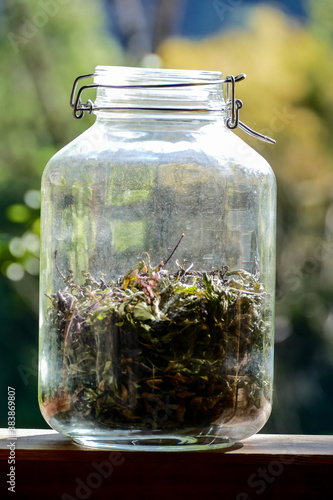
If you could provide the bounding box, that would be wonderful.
[54,250,67,282]
[158,233,185,270]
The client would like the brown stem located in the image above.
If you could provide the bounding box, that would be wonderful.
[158,233,185,270]
[54,250,67,282]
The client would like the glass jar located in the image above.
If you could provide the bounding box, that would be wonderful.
[39,66,276,451]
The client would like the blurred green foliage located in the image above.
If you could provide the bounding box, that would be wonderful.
[1,0,333,434]
[0,0,123,428]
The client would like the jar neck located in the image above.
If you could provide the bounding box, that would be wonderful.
[93,66,227,117]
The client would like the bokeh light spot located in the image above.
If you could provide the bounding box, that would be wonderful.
[24,257,40,276]
[6,263,25,281]
[22,232,40,255]
[24,190,41,209]
[9,237,26,258]
[6,204,31,223]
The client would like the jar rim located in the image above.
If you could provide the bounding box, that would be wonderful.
[92,65,226,114]
[94,66,223,85]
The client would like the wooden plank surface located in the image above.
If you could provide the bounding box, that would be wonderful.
[0,430,332,500]
[1,429,333,461]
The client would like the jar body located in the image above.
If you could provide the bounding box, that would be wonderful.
[39,70,276,450]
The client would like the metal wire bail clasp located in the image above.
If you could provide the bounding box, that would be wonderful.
[225,73,276,144]
[225,74,244,130]
[69,71,276,144]
[70,74,96,119]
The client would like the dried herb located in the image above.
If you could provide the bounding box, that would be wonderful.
[41,238,272,432]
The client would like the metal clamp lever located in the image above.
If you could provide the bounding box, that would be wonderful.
[70,72,275,144]
[224,74,275,144]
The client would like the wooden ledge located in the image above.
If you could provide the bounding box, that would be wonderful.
[1,430,332,499]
